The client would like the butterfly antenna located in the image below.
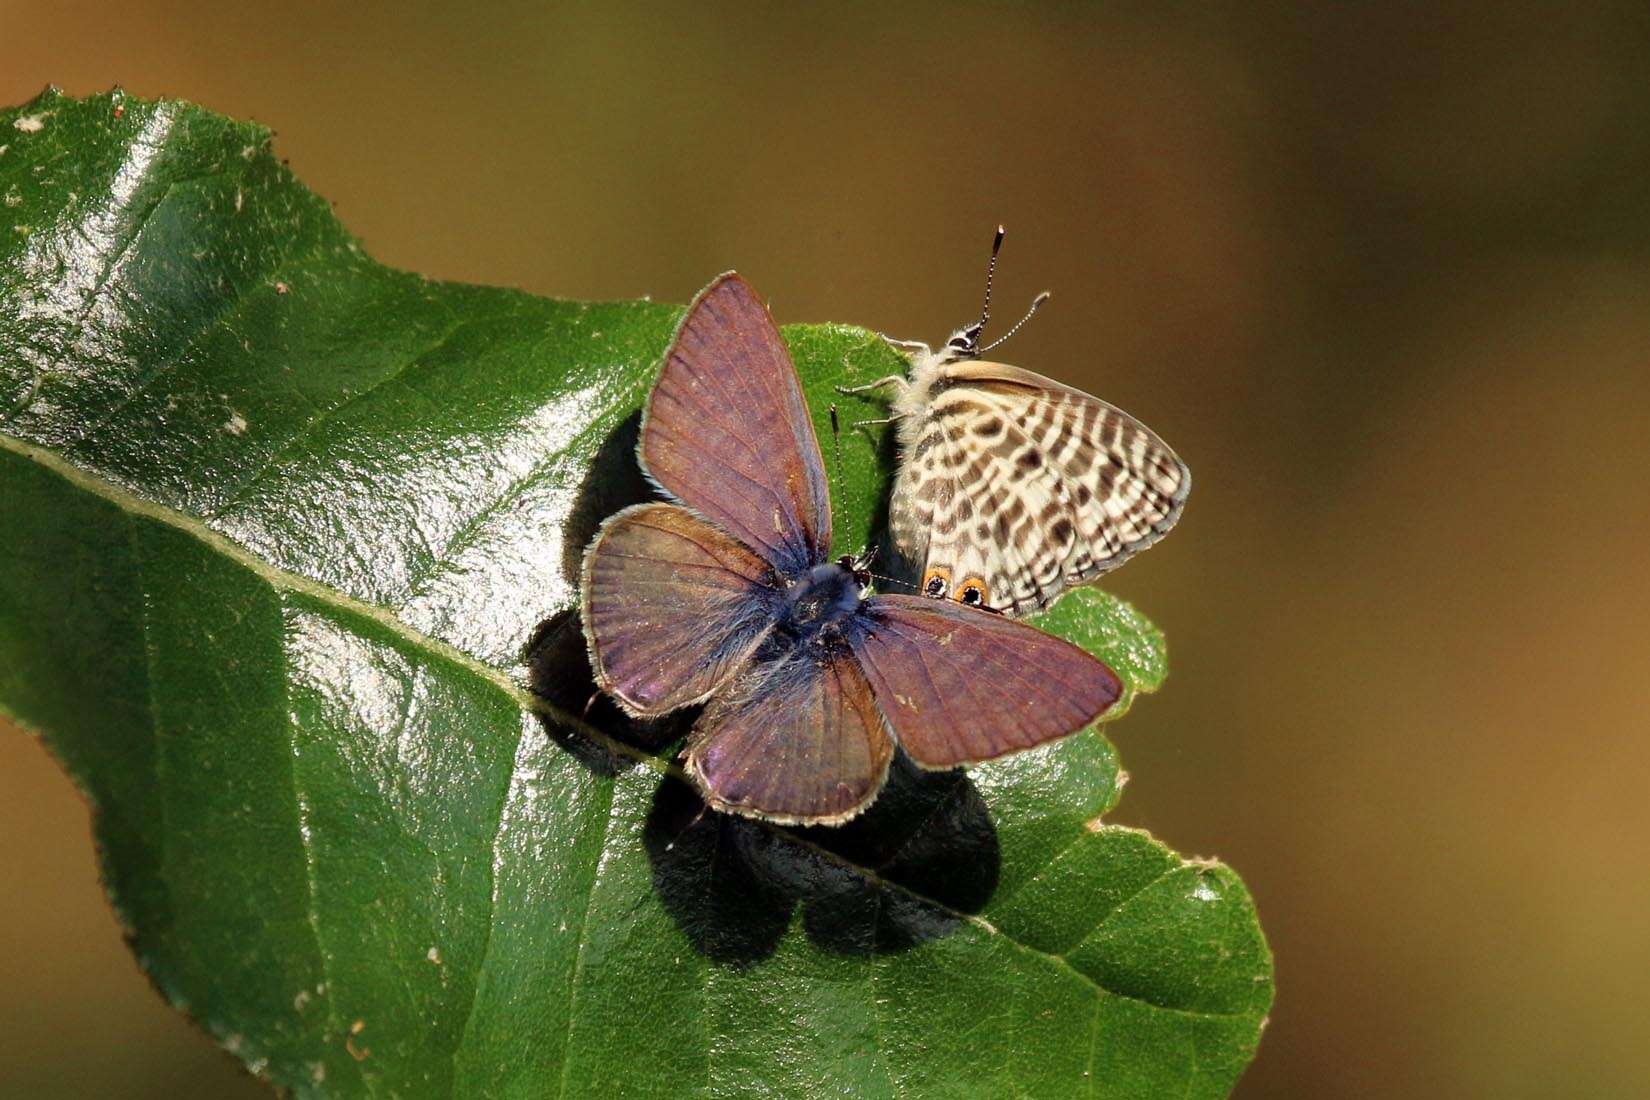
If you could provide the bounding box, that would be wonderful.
[864,569,919,593]
[952,225,1007,355]
[978,290,1051,355]
[977,224,1006,334]
[828,404,844,505]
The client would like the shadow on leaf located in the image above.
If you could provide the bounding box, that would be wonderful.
[644,755,999,967]
[524,409,688,771]
[559,408,658,589]
[523,608,692,776]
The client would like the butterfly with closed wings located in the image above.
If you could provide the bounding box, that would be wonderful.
[580,272,1122,825]
[843,228,1191,616]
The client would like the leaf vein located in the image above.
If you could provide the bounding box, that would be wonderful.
[554,780,620,1100]
[405,369,654,602]
[63,190,322,447]
[278,592,369,1095]
[207,312,469,518]
[448,715,529,1081]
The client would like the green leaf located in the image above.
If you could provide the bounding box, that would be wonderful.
[0,90,1271,1098]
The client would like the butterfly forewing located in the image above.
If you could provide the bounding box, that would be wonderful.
[641,273,832,576]
[581,502,778,716]
[850,594,1122,768]
[686,651,895,825]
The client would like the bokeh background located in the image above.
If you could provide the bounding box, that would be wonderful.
[3,2,1648,1096]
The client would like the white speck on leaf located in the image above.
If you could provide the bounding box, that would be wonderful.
[1191,878,1221,903]
[225,412,247,436]
[426,945,441,964]
[13,114,46,133]
[293,990,311,1011]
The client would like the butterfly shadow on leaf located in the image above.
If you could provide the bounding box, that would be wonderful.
[523,607,692,776]
[559,408,659,590]
[522,409,688,773]
[642,755,999,968]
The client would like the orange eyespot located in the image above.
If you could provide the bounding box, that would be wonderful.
[957,575,989,608]
[922,567,951,598]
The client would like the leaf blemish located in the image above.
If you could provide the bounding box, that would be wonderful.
[346,1019,370,1061]
[1190,876,1222,902]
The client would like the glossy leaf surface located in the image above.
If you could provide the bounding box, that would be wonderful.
[0,91,1271,1098]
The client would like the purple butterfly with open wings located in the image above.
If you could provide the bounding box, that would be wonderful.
[580,273,1122,825]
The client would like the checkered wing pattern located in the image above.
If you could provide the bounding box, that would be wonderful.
[889,361,1188,616]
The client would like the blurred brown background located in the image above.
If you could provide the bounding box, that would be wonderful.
[3,2,1648,1096]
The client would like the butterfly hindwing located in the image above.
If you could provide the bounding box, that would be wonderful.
[892,387,1079,612]
[850,594,1122,768]
[889,358,1189,614]
[581,502,778,716]
[641,273,833,576]
[685,649,895,825]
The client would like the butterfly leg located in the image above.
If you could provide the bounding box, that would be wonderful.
[850,415,901,429]
[879,334,932,355]
[836,374,907,397]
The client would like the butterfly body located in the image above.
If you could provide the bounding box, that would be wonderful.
[581,272,1122,825]
[777,560,867,643]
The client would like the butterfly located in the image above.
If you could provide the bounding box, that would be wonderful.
[841,228,1190,617]
[580,272,1123,825]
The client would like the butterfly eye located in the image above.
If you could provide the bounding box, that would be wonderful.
[922,568,950,598]
[958,576,989,608]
